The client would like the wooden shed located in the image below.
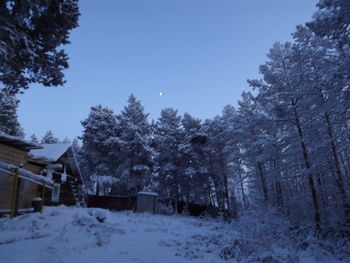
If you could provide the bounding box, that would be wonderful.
[136,191,158,213]
[0,133,55,217]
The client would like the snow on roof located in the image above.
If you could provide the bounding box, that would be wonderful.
[30,144,71,162]
[0,132,42,150]
[137,191,158,196]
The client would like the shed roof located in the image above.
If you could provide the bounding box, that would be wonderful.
[137,191,158,197]
[30,144,71,162]
[0,133,41,151]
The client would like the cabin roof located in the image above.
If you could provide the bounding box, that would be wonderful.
[0,133,42,151]
[29,144,71,162]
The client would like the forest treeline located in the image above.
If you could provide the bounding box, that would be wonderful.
[77,1,350,231]
[1,1,349,232]
[81,0,350,230]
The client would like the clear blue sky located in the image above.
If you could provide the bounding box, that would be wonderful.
[18,0,318,140]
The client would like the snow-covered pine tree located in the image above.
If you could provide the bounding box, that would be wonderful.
[219,105,241,217]
[154,108,183,212]
[180,113,208,208]
[80,105,119,195]
[0,89,24,137]
[0,0,80,93]
[29,134,39,143]
[307,0,350,47]
[200,111,240,217]
[62,137,71,144]
[248,42,324,231]
[117,94,153,196]
[236,92,267,207]
[292,25,350,226]
[230,1,350,230]
[71,138,81,153]
[41,130,60,144]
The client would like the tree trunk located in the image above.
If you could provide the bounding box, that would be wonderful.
[238,169,248,209]
[292,100,321,232]
[257,161,269,203]
[324,111,350,224]
[220,156,231,210]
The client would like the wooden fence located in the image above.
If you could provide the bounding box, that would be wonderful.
[87,195,218,217]
[87,195,137,211]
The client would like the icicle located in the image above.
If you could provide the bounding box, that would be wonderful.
[61,165,68,183]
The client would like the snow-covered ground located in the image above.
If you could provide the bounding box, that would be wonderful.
[0,206,347,263]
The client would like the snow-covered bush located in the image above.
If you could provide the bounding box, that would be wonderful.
[158,203,174,215]
[94,210,108,223]
[72,212,96,227]
[219,207,350,262]
[73,209,109,226]
[235,207,291,249]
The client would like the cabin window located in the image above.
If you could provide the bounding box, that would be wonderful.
[51,183,61,202]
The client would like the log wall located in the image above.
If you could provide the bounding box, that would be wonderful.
[0,173,14,210]
[0,144,27,166]
[0,144,43,212]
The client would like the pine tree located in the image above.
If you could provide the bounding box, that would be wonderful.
[180,113,207,207]
[30,134,39,143]
[0,0,80,93]
[71,138,81,153]
[41,130,60,144]
[307,0,350,45]
[80,105,119,195]
[154,108,183,211]
[117,94,153,196]
[201,114,238,216]
[62,137,71,144]
[0,89,24,137]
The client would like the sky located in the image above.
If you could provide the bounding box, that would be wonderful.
[18,0,318,141]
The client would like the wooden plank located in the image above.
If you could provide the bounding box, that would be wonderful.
[1,170,48,211]
[0,174,13,210]
[23,163,42,175]
[17,180,39,209]
[0,144,27,157]
[10,168,19,218]
[40,185,45,212]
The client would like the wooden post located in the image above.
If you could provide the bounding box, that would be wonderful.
[10,168,20,219]
[40,184,45,213]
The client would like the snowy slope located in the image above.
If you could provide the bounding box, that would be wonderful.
[0,206,346,263]
[0,206,231,263]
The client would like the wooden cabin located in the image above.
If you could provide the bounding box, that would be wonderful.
[0,133,55,217]
[29,144,85,207]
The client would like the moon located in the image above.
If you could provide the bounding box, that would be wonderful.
[159,92,163,96]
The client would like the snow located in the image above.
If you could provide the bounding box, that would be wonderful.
[90,174,119,185]
[60,169,68,183]
[46,164,63,170]
[30,144,71,162]
[0,206,346,263]
[0,206,228,263]
[0,132,41,149]
[0,160,54,186]
[132,164,150,171]
[138,191,158,197]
